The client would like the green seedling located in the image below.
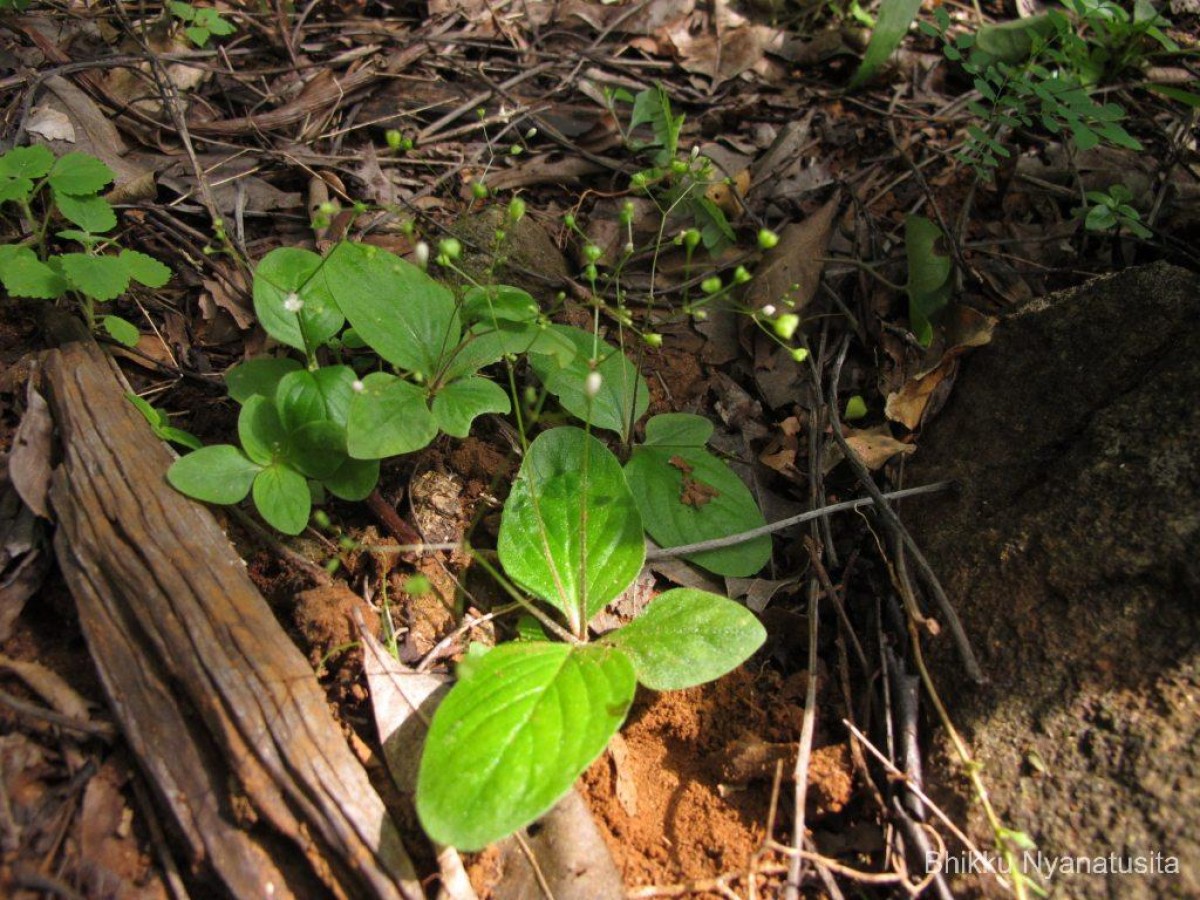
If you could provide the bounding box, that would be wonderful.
[0,146,171,342]
[416,426,766,850]
[168,1,236,47]
[1076,183,1153,239]
[167,360,380,534]
[126,393,203,450]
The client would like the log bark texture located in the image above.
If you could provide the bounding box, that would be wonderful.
[43,340,422,899]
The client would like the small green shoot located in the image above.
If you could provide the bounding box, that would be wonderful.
[168,1,237,47]
[1076,184,1153,239]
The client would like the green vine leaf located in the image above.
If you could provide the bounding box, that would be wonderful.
[54,191,117,235]
[101,315,140,347]
[58,253,129,302]
[0,145,54,181]
[416,641,636,850]
[498,427,644,632]
[601,588,766,690]
[0,245,68,298]
[120,249,171,288]
[48,152,114,195]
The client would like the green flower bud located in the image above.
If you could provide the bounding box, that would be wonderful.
[684,229,701,251]
[583,263,598,282]
[644,332,663,348]
[471,181,489,199]
[583,244,602,262]
[438,237,462,261]
[701,276,722,294]
[385,129,403,150]
[508,197,527,223]
[758,228,780,250]
[773,313,800,340]
[733,265,752,284]
[791,347,809,364]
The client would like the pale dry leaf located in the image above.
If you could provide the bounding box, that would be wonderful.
[10,378,53,520]
[0,460,49,642]
[607,733,638,817]
[725,576,797,614]
[26,106,75,142]
[0,653,92,721]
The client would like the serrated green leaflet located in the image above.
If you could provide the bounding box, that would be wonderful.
[905,214,953,347]
[48,152,114,195]
[53,192,117,233]
[226,358,304,403]
[253,247,343,352]
[416,641,635,850]
[59,253,129,301]
[498,427,644,633]
[624,440,770,578]
[323,241,459,378]
[346,373,437,459]
[120,249,171,288]
[167,445,261,504]
[0,145,53,180]
[252,464,310,535]
[102,315,139,347]
[601,588,766,690]
[431,376,510,438]
[0,245,68,298]
[530,325,648,440]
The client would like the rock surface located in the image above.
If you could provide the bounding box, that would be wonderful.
[910,262,1200,899]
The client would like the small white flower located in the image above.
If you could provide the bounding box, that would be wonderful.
[283,293,304,313]
[761,304,777,317]
[584,370,603,399]
[414,241,430,269]
[351,379,365,393]
[623,241,635,255]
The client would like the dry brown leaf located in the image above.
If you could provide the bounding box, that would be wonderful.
[607,733,638,817]
[885,361,953,430]
[487,153,606,191]
[744,192,840,314]
[0,462,49,642]
[705,168,750,218]
[26,106,75,142]
[843,425,916,471]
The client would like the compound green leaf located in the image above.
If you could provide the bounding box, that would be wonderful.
[167,444,261,505]
[102,314,139,347]
[120,249,171,288]
[323,241,460,378]
[0,245,68,298]
[416,641,635,850]
[601,588,766,690]
[253,246,343,352]
[904,214,953,347]
[54,192,116,233]
[346,373,437,459]
[624,443,770,577]
[530,325,648,441]
[59,253,129,301]
[850,0,923,89]
[48,152,114,195]
[431,375,510,438]
[0,145,54,180]
[226,357,303,403]
[498,427,644,632]
[321,456,379,501]
[238,395,289,466]
[252,463,310,535]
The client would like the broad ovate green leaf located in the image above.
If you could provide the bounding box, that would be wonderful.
[530,326,648,440]
[0,245,68,298]
[252,463,310,535]
[624,433,770,578]
[323,241,459,378]
[48,152,114,195]
[167,445,261,504]
[226,357,303,403]
[346,372,437,459]
[252,247,343,352]
[498,427,644,633]
[416,641,635,850]
[905,214,953,347]
[601,588,766,690]
[238,395,289,466]
[53,192,116,233]
[59,253,129,301]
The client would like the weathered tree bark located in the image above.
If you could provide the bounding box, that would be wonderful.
[42,339,423,899]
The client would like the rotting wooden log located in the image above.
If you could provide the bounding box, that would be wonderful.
[42,339,423,900]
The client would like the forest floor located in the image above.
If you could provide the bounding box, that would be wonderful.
[0,0,1198,898]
